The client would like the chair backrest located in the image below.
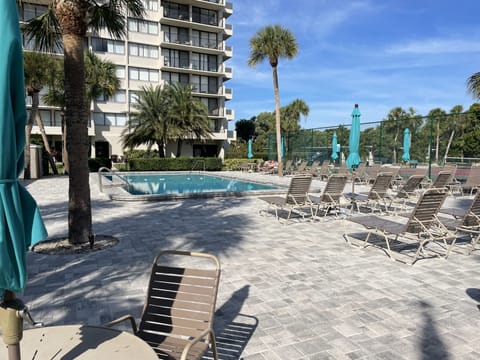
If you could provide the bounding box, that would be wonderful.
[139,250,221,343]
[321,174,347,203]
[405,188,448,233]
[368,172,394,200]
[295,161,308,173]
[286,175,312,204]
[317,160,331,176]
[462,191,480,227]
[431,171,454,188]
[465,167,480,188]
[284,159,293,171]
[397,175,425,198]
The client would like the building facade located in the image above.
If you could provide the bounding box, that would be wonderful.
[19,0,235,161]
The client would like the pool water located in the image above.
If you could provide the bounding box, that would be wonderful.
[121,174,280,196]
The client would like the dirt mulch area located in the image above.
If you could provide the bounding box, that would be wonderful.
[32,235,118,255]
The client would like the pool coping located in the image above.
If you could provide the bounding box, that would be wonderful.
[97,171,313,201]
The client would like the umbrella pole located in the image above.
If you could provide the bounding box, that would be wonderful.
[0,291,23,360]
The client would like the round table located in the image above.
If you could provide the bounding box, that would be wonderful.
[19,324,158,359]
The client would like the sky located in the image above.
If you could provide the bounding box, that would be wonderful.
[226,0,480,130]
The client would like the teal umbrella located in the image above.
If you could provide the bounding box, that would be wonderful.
[402,128,410,162]
[346,104,362,169]
[331,132,339,160]
[281,136,285,158]
[247,139,253,159]
[0,0,47,296]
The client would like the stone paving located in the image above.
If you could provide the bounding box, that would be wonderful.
[11,173,480,359]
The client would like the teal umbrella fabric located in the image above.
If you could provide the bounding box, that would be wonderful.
[346,104,362,169]
[0,0,47,294]
[402,128,410,162]
[281,136,285,158]
[247,139,253,159]
[331,132,338,160]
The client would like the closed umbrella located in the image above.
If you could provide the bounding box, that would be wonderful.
[0,1,47,358]
[247,139,253,159]
[331,132,339,161]
[281,136,285,159]
[346,104,361,169]
[402,128,410,162]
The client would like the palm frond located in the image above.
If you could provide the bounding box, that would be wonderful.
[467,72,480,100]
[22,6,62,53]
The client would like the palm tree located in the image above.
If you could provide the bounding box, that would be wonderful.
[122,85,170,157]
[467,72,480,99]
[23,0,144,245]
[166,83,211,157]
[248,25,299,176]
[281,99,309,133]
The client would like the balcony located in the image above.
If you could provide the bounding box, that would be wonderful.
[224,2,233,18]
[225,108,234,121]
[227,129,236,141]
[223,44,232,59]
[223,23,233,38]
[223,86,232,100]
[222,66,232,80]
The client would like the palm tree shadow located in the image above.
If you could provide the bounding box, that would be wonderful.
[466,288,480,311]
[205,285,258,360]
[418,301,450,360]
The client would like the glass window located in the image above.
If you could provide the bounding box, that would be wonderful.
[129,67,139,80]
[150,70,159,82]
[105,113,116,126]
[114,90,126,103]
[129,91,139,104]
[116,66,125,79]
[94,112,105,125]
[39,110,52,126]
[116,114,127,126]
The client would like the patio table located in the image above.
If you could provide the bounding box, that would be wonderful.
[18,324,157,359]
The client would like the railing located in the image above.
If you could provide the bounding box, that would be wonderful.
[190,160,206,174]
[97,167,131,193]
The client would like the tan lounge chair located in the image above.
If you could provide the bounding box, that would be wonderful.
[310,174,348,218]
[106,250,221,360]
[439,191,480,254]
[344,172,394,213]
[258,174,313,222]
[388,174,425,212]
[344,188,455,264]
[449,167,480,196]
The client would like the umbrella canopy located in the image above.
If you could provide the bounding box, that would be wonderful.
[0,0,47,295]
[346,104,362,169]
[247,139,253,159]
[331,132,339,160]
[281,136,285,158]
[402,128,410,162]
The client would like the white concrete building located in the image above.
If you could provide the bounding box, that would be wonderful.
[20,0,235,161]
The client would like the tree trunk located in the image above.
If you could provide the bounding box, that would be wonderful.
[435,121,440,164]
[24,106,34,180]
[176,140,182,157]
[444,130,455,163]
[62,111,69,174]
[33,105,58,174]
[271,65,283,176]
[63,32,92,245]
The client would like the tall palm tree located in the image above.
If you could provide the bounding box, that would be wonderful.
[166,83,211,157]
[281,99,309,133]
[467,72,480,99]
[122,85,170,157]
[248,25,298,176]
[23,0,144,245]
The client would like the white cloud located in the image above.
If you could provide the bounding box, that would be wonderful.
[386,38,480,55]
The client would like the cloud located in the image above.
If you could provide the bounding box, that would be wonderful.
[386,38,480,55]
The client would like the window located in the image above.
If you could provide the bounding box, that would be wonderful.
[162,25,189,44]
[93,112,127,126]
[162,49,189,68]
[129,67,159,82]
[91,37,125,54]
[114,90,126,103]
[39,110,52,126]
[191,75,218,94]
[21,3,47,21]
[129,91,139,104]
[141,0,158,11]
[116,66,125,79]
[192,7,218,26]
[192,53,217,71]
[129,43,159,58]
[127,18,158,35]
[162,72,189,87]
[162,1,189,20]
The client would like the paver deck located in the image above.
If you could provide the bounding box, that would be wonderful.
[8,173,480,359]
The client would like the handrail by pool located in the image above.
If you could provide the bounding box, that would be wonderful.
[190,160,206,174]
[98,167,131,193]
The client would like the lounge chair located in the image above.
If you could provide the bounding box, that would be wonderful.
[283,159,294,175]
[258,174,313,222]
[316,160,332,180]
[438,191,480,254]
[387,174,425,212]
[344,172,394,214]
[106,250,221,360]
[292,160,308,175]
[310,174,348,218]
[344,188,455,264]
[448,167,480,196]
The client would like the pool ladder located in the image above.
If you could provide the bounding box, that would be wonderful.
[97,167,131,193]
[190,160,206,174]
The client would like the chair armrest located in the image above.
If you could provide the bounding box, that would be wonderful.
[103,314,138,333]
[181,328,216,360]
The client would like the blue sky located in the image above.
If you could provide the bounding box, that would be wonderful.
[226,0,480,129]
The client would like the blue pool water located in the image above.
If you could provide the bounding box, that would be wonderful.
[121,174,280,196]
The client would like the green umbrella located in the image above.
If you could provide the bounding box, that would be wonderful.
[0,0,47,296]
[346,104,362,169]
[402,128,410,162]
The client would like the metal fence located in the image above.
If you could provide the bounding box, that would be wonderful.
[266,110,480,169]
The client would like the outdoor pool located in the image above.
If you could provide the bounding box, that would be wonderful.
[103,172,283,201]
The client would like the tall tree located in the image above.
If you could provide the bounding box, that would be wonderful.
[467,72,480,99]
[248,25,298,176]
[281,99,309,133]
[235,118,256,143]
[23,0,144,244]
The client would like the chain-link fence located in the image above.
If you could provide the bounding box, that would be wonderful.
[266,110,480,169]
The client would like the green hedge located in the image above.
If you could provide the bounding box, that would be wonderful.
[223,158,264,171]
[88,158,112,172]
[127,157,222,171]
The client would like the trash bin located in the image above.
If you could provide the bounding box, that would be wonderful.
[30,144,43,179]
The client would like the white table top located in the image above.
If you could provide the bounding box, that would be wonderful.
[19,324,158,359]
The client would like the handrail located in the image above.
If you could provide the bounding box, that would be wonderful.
[97,167,130,193]
[190,160,206,174]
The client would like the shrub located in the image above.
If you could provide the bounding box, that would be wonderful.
[127,157,222,171]
[223,158,264,171]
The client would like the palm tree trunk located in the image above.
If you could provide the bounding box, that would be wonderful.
[24,100,35,180]
[444,130,455,163]
[34,106,58,174]
[63,32,92,245]
[435,121,440,163]
[271,65,283,176]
